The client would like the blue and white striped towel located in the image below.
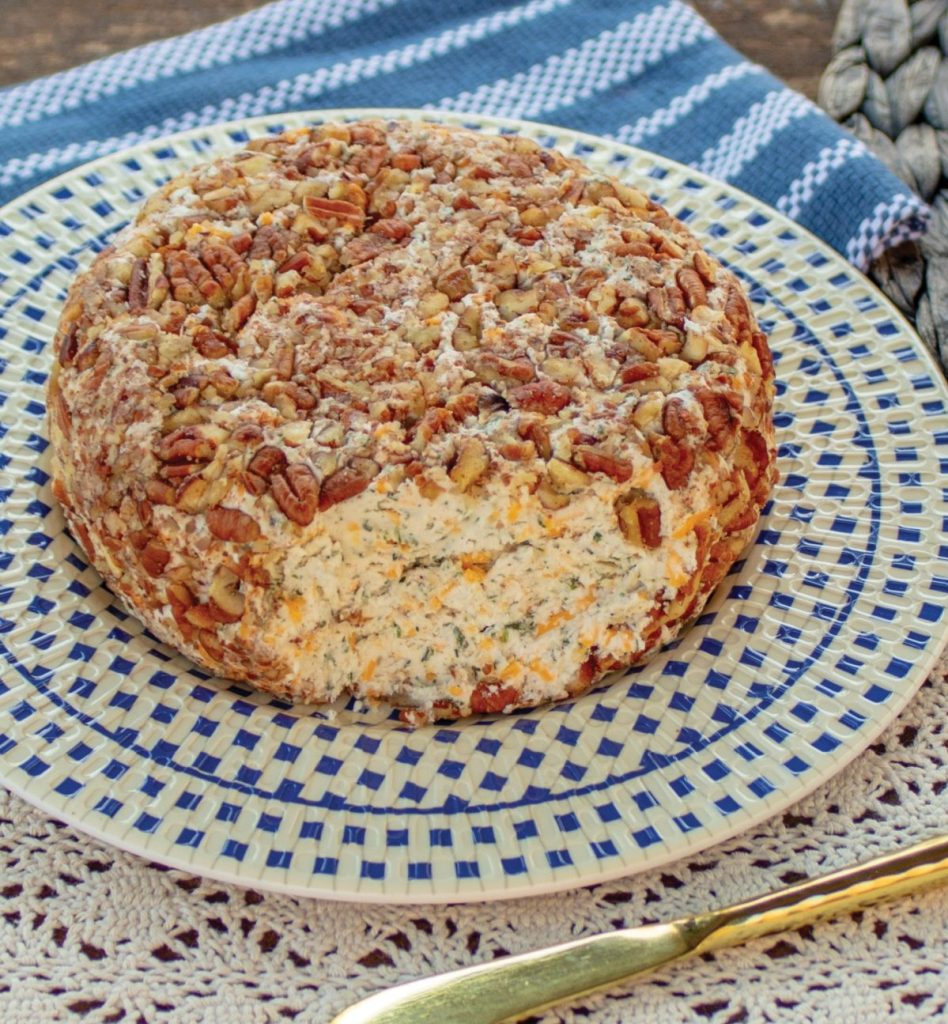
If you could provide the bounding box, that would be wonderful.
[0,0,928,270]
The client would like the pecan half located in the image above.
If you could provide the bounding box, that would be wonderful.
[693,250,717,285]
[317,458,378,511]
[246,445,288,495]
[166,250,226,309]
[250,224,294,264]
[698,391,737,452]
[651,434,694,490]
[647,285,686,328]
[272,463,320,525]
[676,267,707,310]
[662,397,698,441]
[206,506,261,543]
[201,241,249,299]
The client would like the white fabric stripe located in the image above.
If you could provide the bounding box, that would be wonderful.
[0,0,573,189]
[697,89,815,181]
[0,0,400,129]
[435,0,712,119]
[845,193,929,270]
[610,62,760,147]
[776,138,869,220]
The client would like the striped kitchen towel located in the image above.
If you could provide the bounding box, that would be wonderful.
[0,0,928,270]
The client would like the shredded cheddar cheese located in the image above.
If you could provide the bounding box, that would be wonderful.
[285,594,305,625]
[537,610,573,636]
[499,660,524,682]
[673,506,713,539]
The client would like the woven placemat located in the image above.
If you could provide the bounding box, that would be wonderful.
[819,0,948,370]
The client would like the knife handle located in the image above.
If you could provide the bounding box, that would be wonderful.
[332,833,948,1024]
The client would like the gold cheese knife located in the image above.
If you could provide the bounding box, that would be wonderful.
[331,833,948,1024]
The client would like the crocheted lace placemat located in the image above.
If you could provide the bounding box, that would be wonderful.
[2,655,945,1024]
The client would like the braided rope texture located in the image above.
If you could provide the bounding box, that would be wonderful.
[820,0,948,371]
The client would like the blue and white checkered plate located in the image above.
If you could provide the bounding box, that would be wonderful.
[2,110,946,904]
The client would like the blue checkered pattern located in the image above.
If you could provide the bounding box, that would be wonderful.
[1,114,946,898]
[0,0,928,269]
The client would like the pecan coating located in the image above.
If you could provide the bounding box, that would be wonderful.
[48,119,777,725]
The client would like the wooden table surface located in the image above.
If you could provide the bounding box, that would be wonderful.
[1,1,840,99]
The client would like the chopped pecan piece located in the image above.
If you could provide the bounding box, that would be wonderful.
[158,425,218,465]
[128,257,149,312]
[391,152,421,171]
[499,440,536,461]
[370,217,413,240]
[547,458,589,493]
[208,567,245,623]
[139,538,170,577]
[509,380,571,414]
[57,323,80,367]
[470,679,519,714]
[303,195,366,230]
[518,419,552,459]
[473,355,535,385]
[450,438,490,491]
[751,329,774,378]
[145,479,176,505]
[436,267,474,300]
[536,479,570,509]
[615,296,650,328]
[74,337,102,373]
[620,362,661,385]
[615,489,662,548]
[342,234,394,266]
[572,446,633,483]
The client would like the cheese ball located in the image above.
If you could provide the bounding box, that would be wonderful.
[48,120,777,724]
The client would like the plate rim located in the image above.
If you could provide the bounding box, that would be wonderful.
[1,106,946,904]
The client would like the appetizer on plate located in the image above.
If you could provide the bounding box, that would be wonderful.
[47,120,777,724]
